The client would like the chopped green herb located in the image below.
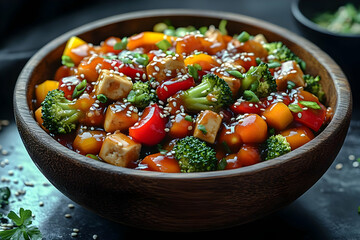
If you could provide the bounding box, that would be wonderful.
[133,53,149,66]
[287,80,296,90]
[217,158,227,170]
[237,31,250,42]
[153,22,168,33]
[358,205,360,214]
[113,37,128,50]
[198,124,207,134]
[72,79,87,99]
[288,103,303,113]
[267,61,281,69]
[0,187,10,207]
[299,101,321,109]
[226,70,244,79]
[157,144,168,154]
[243,90,260,103]
[184,115,193,122]
[199,26,208,35]
[97,94,108,103]
[156,39,172,51]
[222,141,232,154]
[61,55,75,68]
[166,50,175,56]
[187,64,202,81]
[218,19,228,35]
[0,208,42,240]
[86,154,100,160]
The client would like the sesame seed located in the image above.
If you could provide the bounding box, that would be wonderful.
[335,163,343,170]
[65,213,72,218]
[93,235,98,239]
[348,154,355,161]
[352,161,359,168]
[68,203,75,209]
[71,232,78,237]
[297,113,302,118]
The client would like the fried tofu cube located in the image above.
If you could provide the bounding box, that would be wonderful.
[104,101,139,133]
[193,110,223,144]
[99,132,141,167]
[95,69,133,101]
[146,54,186,82]
[276,60,305,91]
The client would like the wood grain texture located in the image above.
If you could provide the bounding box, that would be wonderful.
[13,9,352,231]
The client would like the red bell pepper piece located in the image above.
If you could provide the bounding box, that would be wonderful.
[129,104,167,146]
[112,60,146,81]
[292,102,326,132]
[230,101,263,115]
[156,76,195,101]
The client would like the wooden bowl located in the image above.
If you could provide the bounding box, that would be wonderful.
[14,9,352,231]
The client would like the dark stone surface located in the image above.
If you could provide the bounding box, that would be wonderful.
[1,0,359,239]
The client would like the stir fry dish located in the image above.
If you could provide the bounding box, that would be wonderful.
[34,20,333,173]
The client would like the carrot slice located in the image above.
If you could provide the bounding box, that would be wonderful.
[280,126,314,150]
[262,102,293,131]
[141,153,181,173]
[235,114,268,143]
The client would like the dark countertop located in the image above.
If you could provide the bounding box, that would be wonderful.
[1,0,359,239]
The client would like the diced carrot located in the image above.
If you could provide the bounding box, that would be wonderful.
[73,130,106,155]
[217,123,242,153]
[184,53,220,71]
[72,93,96,112]
[235,114,268,143]
[262,102,293,131]
[169,113,193,139]
[280,126,314,150]
[224,153,242,170]
[231,39,268,59]
[141,153,181,173]
[223,144,260,169]
[77,56,113,82]
[54,65,75,81]
[236,144,261,166]
[127,32,174,51]
[35,80,59,105]
[34,107,48,132]
[298,89,320,103]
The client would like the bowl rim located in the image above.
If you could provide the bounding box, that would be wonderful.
[291,0,360,38]
[14,9,352,180]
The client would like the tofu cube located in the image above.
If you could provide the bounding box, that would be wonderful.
[193,110,223,144]
[99,132,141,167]
[146,54,186,82]
[276,60,305,91]
[95,69,133,101]
[103,102,139,133]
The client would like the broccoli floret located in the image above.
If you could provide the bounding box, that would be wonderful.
[303,74,326,103]
[172,136,218,172]
[41,89,82,134]
[263,42,306,70]
[180,73,233,112]
[241,63,277,98]
[127,80,157,109]
[264,134,291,160]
